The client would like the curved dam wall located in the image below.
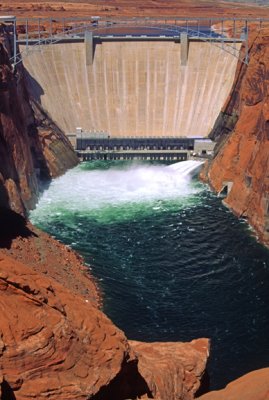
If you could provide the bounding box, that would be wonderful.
[21,40,241,137]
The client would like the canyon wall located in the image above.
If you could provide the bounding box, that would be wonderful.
[0,26,78,216]
[201,30,269,247]
[21,40,240,137]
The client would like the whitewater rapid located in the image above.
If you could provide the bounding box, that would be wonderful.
[30,160,204,223]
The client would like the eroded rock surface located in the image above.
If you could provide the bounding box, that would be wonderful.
[1,0,268,20]
[0,27,78,216]
[0,252,135,399]
[0,209,100,305]
[0,248,209,400]
[0,35,37,214]
[131,339,209,400]
[201,30,269,247]
[198,368,269,400]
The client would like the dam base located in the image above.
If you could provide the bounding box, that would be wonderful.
[77,149,189,161]
[70,135,215,161]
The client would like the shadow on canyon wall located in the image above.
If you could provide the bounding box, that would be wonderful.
[92,360,153,400]
[0,208,37,249]
[195,370,210,397]
[1,379,17,400]
[24,68,44,104]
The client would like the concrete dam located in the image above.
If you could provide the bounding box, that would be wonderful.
[21,38,241,138]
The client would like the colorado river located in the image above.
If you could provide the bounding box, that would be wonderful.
[30,160,269,390]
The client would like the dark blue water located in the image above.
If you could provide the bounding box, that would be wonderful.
[30,160,269,390]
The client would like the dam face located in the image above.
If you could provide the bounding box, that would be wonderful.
[21,40,240,137]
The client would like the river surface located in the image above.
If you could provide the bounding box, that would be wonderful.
[30,160,269,390]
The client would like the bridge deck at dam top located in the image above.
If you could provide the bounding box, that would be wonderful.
[4,14,269,66]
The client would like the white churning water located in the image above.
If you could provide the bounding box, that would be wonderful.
[30,160,203,224]
[30,160,204,220]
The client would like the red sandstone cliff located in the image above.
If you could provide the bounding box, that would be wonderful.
[0,25,78,216]
[131,340,209,400]
[0,228,209,399]
[201,29,269,247]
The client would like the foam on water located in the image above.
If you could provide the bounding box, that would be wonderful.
[30,160,204,223]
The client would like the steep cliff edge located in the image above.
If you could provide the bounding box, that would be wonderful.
[0,26,78,216]
[201,29,269,247]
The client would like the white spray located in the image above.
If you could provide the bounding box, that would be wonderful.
[30,160,204,221]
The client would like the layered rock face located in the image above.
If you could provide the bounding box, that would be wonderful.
[0,211,100,305]
[201,30,269,247]
[0,33,38,214]
[0,251,134,399]
[131,340,209,400]
[0,240,209,399]
[0,26,78,216]
[0,212,210,400]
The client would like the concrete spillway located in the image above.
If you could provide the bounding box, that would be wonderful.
[21,40,240,137]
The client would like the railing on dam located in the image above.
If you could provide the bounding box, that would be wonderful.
[7,15,269,66]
